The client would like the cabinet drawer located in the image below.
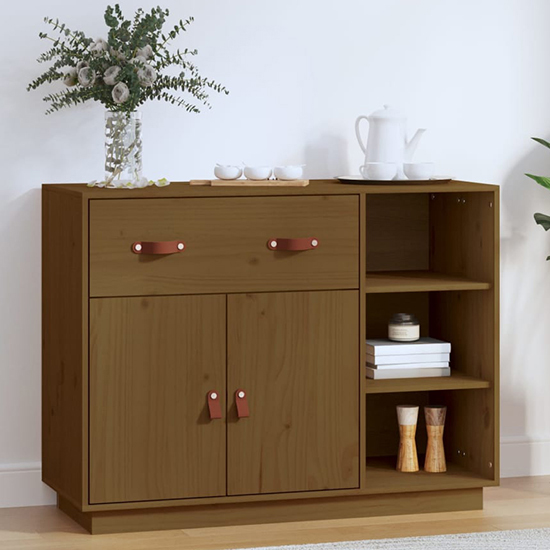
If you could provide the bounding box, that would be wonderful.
[89,195,359,297]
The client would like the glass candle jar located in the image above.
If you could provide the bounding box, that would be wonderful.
[388,313,420,342]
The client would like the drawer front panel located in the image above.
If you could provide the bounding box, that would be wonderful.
[89,195,359,297]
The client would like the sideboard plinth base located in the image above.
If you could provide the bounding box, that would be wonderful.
[59,488,483,535]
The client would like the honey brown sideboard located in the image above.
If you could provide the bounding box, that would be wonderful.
[42,180,499,534]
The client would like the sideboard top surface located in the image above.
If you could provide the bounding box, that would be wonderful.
[43,179,498,199]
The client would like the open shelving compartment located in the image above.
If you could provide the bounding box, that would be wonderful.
[363,190,498,494]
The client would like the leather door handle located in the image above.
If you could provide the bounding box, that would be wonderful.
[207,391,222,420]
[267,237,319,251]
[235,389,250,418]
[132,241,186,254]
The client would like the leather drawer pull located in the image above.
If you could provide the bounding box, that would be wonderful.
[132,241,186,254]
[207,391,222,420]
[235,389,250,418]
[267,237,319,251]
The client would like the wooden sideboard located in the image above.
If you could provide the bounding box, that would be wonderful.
[42,180,499,534]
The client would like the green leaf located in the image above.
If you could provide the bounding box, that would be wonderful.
[534,213,550,231]
[526,173,550,190]
[532,137,550,150]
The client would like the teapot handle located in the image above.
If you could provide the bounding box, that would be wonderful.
[355,116,369,155]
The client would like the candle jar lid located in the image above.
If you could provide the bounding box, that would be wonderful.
[389,313,419,325]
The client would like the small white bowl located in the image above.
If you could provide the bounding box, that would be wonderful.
[244,166,272,181]
[359,162,396,181]
[403,162,435,181]
[214,165,242,180]
[274,165,304,181]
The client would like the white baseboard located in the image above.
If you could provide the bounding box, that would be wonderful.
[0,462,55,508]
[500,436,550,478]
[0,442,547,508]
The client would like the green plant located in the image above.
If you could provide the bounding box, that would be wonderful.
[27,4,228,115]
[526,137,550,259]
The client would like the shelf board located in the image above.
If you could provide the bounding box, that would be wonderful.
[365,270,492,294]
[365,371,491,394]
[364,455,493,494]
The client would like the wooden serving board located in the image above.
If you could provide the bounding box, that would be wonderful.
[190,179,310,187]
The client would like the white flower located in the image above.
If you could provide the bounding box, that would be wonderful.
[90,38,109,56]
[110,47,126,62]
[63,67,77,87]
[136,44,153,59]
[112,81,130,104]
[78,67,96,87]
[135,177,149,188]
[103,66,121,86]
[137,65,157,87]
[76,60,89,72]
[130,55,147,66]
[154,178,170,187]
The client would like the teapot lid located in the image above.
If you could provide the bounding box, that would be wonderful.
[369,104,405,121]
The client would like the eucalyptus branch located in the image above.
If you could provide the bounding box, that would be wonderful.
[28,4,228,115]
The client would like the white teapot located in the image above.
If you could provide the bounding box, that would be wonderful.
[355,105,426,179]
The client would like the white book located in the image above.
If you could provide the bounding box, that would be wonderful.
[366,352,450,365]
[365,366,451,380]
[366,337,451,356]
[367,361,449,370]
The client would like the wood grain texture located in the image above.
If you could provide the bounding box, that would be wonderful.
[396,406,420,473]
[89,295,226,504]
[427,191,498,481]
[366,393,428,462]
[365,456,491,494]
[429,291,495,481]
[365,271,491,294]
[366,194,430,271]
[425,405,447,426]
[396,426,419,473]
[429,192,495,283]
[365,372,491,394]
[42,188,87,509]
[425,425,446,473]
[424,406,447,473]
[44,179,499,199]
[358,193,367,491]
[2,477,545,547]
[191,179,310,187]
[227,291,360,495]
[89,195,359,297]
[58,489,481,534]
[41,181,499,523]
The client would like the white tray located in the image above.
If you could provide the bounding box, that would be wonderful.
[337,176,453,184]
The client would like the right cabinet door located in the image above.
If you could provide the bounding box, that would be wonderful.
[227,290,359,496]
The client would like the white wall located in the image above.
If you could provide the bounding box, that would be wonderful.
[1,0,550,507]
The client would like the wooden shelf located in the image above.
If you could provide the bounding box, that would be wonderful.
[365,371,491,394]
[364,456,493,494]
[365,270,491,294]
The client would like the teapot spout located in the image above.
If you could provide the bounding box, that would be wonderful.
[405,128,426,161]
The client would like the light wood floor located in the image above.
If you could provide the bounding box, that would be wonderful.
[0,477,549,549]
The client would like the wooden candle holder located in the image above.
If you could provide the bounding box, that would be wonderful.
[424,405,447,473]
[396,405,419,472]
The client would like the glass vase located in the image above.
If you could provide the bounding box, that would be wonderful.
[104,111,143,187]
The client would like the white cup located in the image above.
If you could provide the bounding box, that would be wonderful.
[244,166,273,180]
[403,162,435,180]
[359,162,397,181]
[274,165,304,181]
[214,164,242,180]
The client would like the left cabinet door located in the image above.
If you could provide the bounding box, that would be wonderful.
[89,295,226,504]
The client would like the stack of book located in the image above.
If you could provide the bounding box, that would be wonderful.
[366,337,451,380]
